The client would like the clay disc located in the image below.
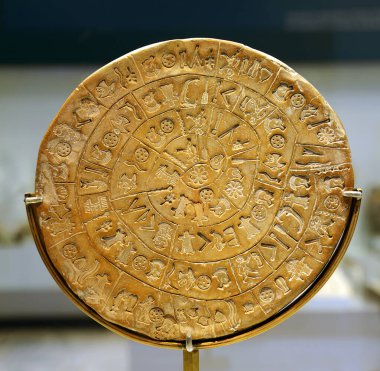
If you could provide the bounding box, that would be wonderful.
[33,38,354,348]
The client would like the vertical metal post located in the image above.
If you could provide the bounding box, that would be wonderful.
[183,334,199,371]
[183,349,199,371]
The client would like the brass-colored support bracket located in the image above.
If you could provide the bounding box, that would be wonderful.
[24,194,43,205]
[183,335,199,371]
[24,187,362,351]
[24,192,183,349]
[197,187,363,349]
[183,350,199,371]
[186,334,194,352]
[343,188,363,200]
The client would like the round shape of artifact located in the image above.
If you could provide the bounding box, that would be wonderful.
[31,38,356,349]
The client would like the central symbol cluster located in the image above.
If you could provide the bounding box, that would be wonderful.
[143,108,253,228]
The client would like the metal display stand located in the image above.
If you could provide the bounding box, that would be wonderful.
[183,335,199,371]
[25,188,362,370]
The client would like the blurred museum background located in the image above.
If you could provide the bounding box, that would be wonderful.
[1,1,380,370]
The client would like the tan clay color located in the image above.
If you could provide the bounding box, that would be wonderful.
[31,38,356,348]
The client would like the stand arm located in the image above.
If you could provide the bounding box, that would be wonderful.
[183,350,199,371]
[183,334,199,371]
